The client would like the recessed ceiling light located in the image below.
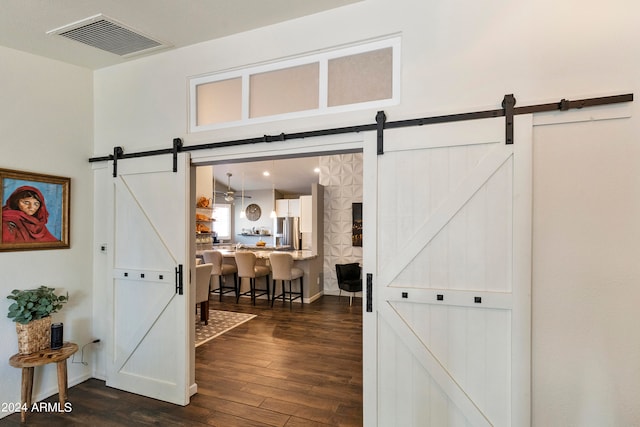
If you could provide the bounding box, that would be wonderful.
[263,171,270,176]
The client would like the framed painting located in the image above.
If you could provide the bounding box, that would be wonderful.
[0,168,70,251]
[352,202,362,247]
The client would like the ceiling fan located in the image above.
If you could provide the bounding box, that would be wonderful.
[214,172,251,202]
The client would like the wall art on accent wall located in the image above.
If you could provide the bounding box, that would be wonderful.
[0,168,70,251]
[352,202,362,247]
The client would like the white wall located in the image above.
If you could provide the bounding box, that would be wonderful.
[532,115,640,425]
[0,46,94,417]
[195,165,213,203]
[92,0,640,424]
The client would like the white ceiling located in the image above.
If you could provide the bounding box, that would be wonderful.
[0,0,362,70]
[209,156,321,196]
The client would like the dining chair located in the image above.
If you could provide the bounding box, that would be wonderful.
[234,251,270,305]
[269,252,304,309]
[202,250,238,301]
[335,263,362,306]
[195,263,213,324]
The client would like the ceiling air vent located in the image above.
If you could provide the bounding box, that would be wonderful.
[47,14,170,57]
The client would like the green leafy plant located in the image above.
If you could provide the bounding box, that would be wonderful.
[7,286,69,324]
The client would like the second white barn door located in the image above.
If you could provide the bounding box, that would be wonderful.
[364,115,532,426]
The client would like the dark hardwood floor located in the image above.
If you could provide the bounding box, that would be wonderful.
[1,295,363,426]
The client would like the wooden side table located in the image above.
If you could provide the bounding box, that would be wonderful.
[9,342,78,423]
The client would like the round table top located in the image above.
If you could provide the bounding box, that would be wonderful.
[9,342,78,368]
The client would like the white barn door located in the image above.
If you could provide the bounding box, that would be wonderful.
[363,115,532,426]
[106,153,192,405]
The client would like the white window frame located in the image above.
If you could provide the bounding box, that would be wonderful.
[188,35,401,133]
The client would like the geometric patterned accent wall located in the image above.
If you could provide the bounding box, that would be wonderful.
[319,153,363,295]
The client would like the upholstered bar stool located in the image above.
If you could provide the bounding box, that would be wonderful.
[202,250,238,301]
[234,251,270,305]
[269,252,304,309]
[195,263,213,324]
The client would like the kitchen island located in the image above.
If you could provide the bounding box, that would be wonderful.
[221,249,317,261]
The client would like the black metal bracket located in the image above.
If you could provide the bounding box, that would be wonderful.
[175,264,183,295]
[376,111,386,155]
[112,146,124,177]
[263,133,286,143]
[502,94,516,145]
[172,138,183,173]
[366,273,373,312]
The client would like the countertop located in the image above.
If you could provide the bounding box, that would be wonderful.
[197,248,317,261]
[235,244,291,250]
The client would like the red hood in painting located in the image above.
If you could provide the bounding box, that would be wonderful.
[2,185,58,243]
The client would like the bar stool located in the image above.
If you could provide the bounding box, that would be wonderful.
[202,250,238,301]
[235,251,270,305]
[195,263,213,324]
[269,252,304,309]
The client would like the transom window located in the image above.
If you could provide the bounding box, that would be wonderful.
[189,36,400,132]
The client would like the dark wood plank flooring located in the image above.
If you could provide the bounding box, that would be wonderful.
[1,295,362,426]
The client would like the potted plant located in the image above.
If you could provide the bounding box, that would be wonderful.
[7,286,68,354]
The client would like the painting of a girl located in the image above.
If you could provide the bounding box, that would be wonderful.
[2,185,58,242]
[0,168,69,251]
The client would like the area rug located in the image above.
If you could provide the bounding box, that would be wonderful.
[195,309,257,347]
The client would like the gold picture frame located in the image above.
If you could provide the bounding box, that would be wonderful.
[0,168,70,251]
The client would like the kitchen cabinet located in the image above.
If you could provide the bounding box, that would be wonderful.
[276,198,300,217]
[300,195,312,233]
[299,185,323,254]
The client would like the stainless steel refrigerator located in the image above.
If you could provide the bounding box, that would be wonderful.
[276,216,300,250]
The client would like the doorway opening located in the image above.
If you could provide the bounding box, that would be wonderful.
[191,148,364,424]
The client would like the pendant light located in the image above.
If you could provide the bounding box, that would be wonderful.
[212,168,216,206]
[224,172,235,202]
[270,183,277,218]
[239,172,246,218]
[270,161,277,218]
[211,168,217,223]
